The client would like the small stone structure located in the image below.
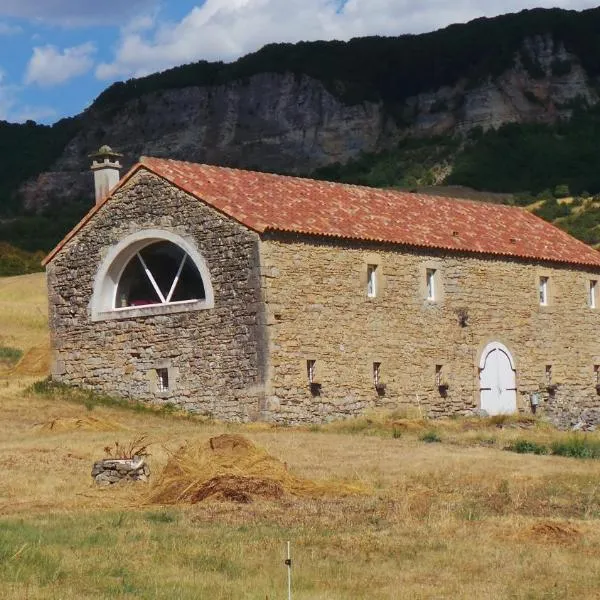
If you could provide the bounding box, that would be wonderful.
[92,457,150,485]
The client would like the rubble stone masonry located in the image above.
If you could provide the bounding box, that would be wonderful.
[47,171,268,422]
[259,234,600,426]
[47,174,600,426]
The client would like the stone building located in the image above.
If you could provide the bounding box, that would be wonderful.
[44,149,600,424]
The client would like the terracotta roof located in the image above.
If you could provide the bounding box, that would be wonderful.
[43,156,600,268]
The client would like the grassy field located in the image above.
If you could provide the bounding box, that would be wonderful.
[2,274,600,599]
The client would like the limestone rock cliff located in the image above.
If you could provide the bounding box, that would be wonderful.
[18,35,598,211]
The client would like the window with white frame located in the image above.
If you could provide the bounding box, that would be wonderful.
[590,280,597,309]
[115,241,205,309]
[367,265,377,298]
[539,276,549,306]
[307,360,317,384]
[91,230,214,322]
[426,268,437,301]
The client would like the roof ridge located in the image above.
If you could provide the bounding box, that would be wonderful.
[141,155,526,212]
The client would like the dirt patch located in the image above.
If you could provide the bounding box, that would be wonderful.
[149,434,365,505]
[527,521,582,544]
[12,344,50,377]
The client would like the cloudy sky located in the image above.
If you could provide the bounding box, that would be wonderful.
[0,0,596,124]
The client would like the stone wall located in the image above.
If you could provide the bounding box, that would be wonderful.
[47,171,267,421]
[259,234,600,425]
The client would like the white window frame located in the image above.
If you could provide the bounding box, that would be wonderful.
[90,229,214,322]
[307,360,317,384]
[373,362,381,386]
[590,280,597,309]
[539,276,549,306]
[426,269,437,301]
[367,265,377,298]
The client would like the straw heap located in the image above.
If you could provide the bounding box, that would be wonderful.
[149,434,363,504]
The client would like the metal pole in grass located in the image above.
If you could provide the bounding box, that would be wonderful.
[287,541,292,600]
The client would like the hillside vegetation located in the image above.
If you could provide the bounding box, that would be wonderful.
[93,7,600,111]
[0,243,45,276]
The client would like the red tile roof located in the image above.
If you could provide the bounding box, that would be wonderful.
[43,156,600,268]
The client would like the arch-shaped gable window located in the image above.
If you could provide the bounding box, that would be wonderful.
[116,241,205,308]
[91,230,214,321]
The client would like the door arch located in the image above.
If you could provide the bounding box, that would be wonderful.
[479,342,517,415]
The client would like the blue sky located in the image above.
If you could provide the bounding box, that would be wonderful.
[0,0,597,124]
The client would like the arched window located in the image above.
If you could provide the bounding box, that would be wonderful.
[116,241,205,308]
[91,230,214,321]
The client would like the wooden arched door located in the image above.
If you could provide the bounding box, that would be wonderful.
[479,342,517,415]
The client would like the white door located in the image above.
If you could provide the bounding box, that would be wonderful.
[479,343,517,415]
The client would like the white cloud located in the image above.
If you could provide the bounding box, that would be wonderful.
[0,0,156,26]
[95,0,600,81]
[25,43,96,87]
[11,105,57,123]
[0,68,56,123]
[0,22,22,35]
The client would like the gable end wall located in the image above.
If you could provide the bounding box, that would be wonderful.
[46,171,268,421]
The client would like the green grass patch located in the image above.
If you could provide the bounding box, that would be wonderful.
[420,430,442,443]
[145,511,179,524]
[0,346,22,366]
[505,439,549,455]
[27,377,210,421]
[551,436,600,459]
[506,436,600,459]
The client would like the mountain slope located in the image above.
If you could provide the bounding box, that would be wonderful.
[4,6,600,259]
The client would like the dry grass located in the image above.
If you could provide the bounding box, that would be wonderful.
[34,415,127,433]
[0,273,48,353]
[2,272,600,598]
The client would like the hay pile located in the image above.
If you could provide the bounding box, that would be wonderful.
[35,416,126,433]
[149,434,363,504]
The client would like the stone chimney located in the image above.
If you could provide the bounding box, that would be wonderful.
[89,145,123,205]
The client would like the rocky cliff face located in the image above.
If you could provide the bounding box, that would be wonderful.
[19,35,598,211]
[406,35,596,136]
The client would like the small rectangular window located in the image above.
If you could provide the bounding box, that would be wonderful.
[156,368,169,392]
[435,364,443,386]
[539,277,549,306]
[545,365,553,385]
[373,362,381,386]
[367,265,377,298]
[595,365,600,385]
[307,360,316,384]
[590,280,597,309]
[426,269,437,301]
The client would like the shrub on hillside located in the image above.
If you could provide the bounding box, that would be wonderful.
[0,243,44,276]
